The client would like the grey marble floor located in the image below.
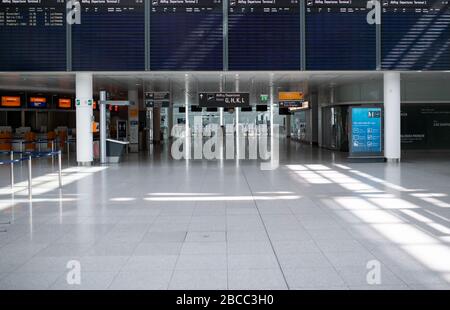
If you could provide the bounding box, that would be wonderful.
[0,142,449,290]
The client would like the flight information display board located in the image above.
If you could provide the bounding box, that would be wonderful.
[381,0,450,70]
[305,0,376,70]
[228,0,301,70]
[0,0,66,71]
[72,0,145,71]
[150,0,223,70]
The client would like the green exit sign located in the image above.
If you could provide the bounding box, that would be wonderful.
[260,94,269,103]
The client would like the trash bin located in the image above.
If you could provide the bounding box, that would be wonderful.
[106,139,129,163]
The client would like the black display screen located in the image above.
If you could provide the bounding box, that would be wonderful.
[0,0,66,71]
[191,105,203,112]
[256,105,267,111]
[150,0,223,70]
[228,0,301,70]
[305,0,376,70]
[401,105,450,149]
[72,0,145,71]
[382,0,450,70]
[279,107,291,115]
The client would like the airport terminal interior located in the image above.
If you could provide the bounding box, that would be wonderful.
[0,0,450,291]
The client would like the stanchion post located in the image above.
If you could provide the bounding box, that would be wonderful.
[20,140,23,163]
[51,140,55,166]
[10,150,14,189]
[67,141,70,164]
[28,156,32,200]
[58,150,62,188]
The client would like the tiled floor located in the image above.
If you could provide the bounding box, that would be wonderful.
[0,141,450,290]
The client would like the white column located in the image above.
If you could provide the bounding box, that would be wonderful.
[75,73,93,165]
[384,72,401,162]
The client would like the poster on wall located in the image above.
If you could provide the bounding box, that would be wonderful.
[349,106,383,158]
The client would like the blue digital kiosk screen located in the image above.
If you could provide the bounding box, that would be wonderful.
[228,0,301,70]
[305,0,376,70]
[72,0,145,71]
[0,0,66,71]
[150,0,223,70]
[381,1,450,70]
[350,107,382,156]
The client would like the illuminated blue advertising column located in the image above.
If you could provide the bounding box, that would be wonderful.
[349,107,383,159]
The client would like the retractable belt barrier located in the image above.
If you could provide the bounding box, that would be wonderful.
[0,149,63,200]
[0,146,66,233]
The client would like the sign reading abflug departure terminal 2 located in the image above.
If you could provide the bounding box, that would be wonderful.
[199,92,250,108]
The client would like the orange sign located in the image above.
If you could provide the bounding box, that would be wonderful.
[1,96,21,107]
[92,122,99,133]
[278,92,304,101]
[29,97,47,108]
[30,97,46,103]
[129,109,138,118]
[58,98,72,109]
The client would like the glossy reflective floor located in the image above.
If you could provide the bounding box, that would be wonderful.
[0,141,450,290]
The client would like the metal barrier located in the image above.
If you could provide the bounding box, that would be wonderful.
[0,150,63,201]
[2,138,77,164]
[0,145,63,233]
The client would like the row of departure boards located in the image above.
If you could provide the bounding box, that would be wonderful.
[0,0,449,71]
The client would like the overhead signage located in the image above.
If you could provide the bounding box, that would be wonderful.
[72,0,145,71]
[58,98,72,109]
[288,101,310,112]
[278,91,303,101]
[278,91,305,107]
[260,94,269,103]
[305,0,376,70]
[381,0,450,70]
[145,92,171,108]
[198,92,250,108]
[28,97,47,108]
[0,0,66,71]
[150,0,223,70]
[349,107,383,157]
[1,96,21,107]
[228,0,301,70]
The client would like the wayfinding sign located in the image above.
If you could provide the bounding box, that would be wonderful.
[145,92,170,108]
[198,93,250,108]
[349,107,383,158]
